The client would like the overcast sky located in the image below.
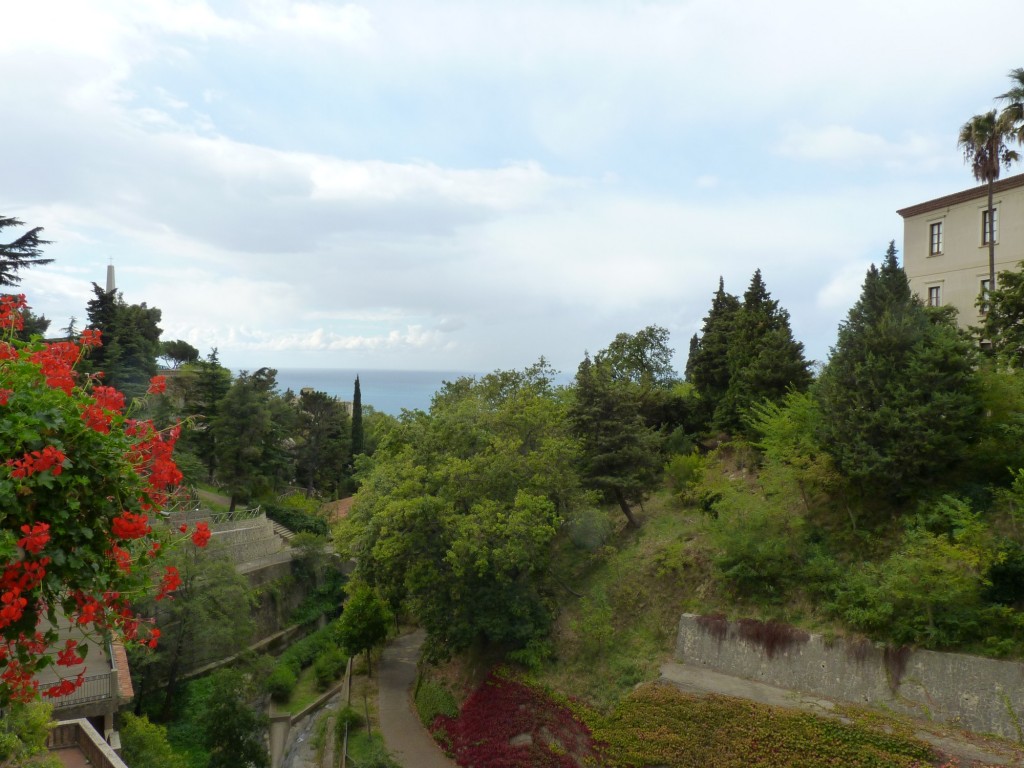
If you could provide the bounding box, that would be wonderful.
[3,1,1021,376]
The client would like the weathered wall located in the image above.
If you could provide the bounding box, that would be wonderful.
[675,613,1024,740]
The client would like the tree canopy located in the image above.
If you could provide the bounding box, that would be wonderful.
[0,217,52,287]
[339,361,586,661]
[815,242,981,500]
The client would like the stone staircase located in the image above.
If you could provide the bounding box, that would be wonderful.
[163,507,296,567]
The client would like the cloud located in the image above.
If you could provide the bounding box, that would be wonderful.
[775,125,941,168]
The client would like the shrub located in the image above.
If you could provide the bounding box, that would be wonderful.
[264,501,329,536]
[664,451,705,499]
[265,665,298,703]
[414,679,458,727]
[313,646,346,691]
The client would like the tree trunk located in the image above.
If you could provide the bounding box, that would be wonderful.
[613,487,639,528]
[988,180,996,292]
[160,621,189,721]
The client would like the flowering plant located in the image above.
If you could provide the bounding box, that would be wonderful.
[0,294,208,704]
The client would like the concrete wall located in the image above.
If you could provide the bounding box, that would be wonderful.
[675,613,1024,740]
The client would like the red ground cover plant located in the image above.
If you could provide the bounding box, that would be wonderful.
[433,668,605,768]
[0,295,208,704]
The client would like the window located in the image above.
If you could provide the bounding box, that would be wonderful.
[929,221,943,255]
[980,278,992,314]
[982,207,998,245]
[928,286,941,307]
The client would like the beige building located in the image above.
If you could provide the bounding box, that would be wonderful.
[898,173,1024,330]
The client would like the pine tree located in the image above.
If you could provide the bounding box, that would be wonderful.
[715,269,811,432]
[686,277,741,429]
[815,242,981,500]
[571,354,661,527]
[0,216,52,286]
[351,375,364,455]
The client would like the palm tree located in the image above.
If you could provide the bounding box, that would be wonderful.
[997,67,1024,144]
[958,110,1019,292]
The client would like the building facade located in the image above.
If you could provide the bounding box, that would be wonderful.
[898,173,1024,330]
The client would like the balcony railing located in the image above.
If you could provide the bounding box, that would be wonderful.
[48,718,129,768]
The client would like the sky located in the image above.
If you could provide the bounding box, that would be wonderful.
[3,0,1022,377]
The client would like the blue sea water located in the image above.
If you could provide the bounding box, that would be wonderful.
[270,369,475,416]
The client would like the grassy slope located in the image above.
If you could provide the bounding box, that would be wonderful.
[538,489,716,710]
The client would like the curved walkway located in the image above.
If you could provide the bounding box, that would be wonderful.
[378,629,458,768]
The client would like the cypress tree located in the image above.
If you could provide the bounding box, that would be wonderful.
[815,242,980,500]
[351,375,364,455]
[715,269,811,433]
[686,277,741,429]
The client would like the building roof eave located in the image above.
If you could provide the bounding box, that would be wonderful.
[897,173,1024,218]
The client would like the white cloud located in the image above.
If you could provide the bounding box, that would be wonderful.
[775,125,941,167]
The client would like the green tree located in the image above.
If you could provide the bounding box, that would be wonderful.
[177,349,233,481]
[997,67,1024,145]
[295,389,351,497]
[120,713,188,768]
[0,217,52,287]
[202,668,269,768]
[84,283,163,398]
[335,583,390,675]
[571,353,661,528]
[213,368,292,511]
[715,269,811,433]
[958,110,1020,291]
[340,362,584,660]
[686,278,741,429]
[131,545,255,720]
[829,497,998,647]
[975,261,1024,365]
[158,339,200,369]
[815,242,981,501]
[0,701,61,768]
[352,374,365,456]
[6,302,50,342]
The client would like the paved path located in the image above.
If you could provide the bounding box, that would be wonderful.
[378,630,459,768]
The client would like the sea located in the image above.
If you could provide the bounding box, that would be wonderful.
[270,368,476,416]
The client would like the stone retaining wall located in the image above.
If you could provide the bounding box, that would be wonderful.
[675,613,1024,740]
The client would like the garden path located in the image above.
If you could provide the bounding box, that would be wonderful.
[378,629,458,768]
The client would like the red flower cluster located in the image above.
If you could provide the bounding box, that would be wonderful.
[192,522,212,548]
[0,294,27,331]
[156,566,182,601]
[6,446,66,479]
[147,375,167,394]
[111,512,151,541]
[17,522,50,554]
[125,420,183,510]
[0,301,193,704]
[29,341,79,394]
[56,639,83,667]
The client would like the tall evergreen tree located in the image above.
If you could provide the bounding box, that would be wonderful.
[84,283,163,397]
[815,242,981,501]
[715,269,812,433]
[0,216,52,286]
[351,374,364,456]
[294,389,351,497]
[686,278,741,429]
[571,353,661,527]
[213,368,292,511]
[178,349,233,481]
